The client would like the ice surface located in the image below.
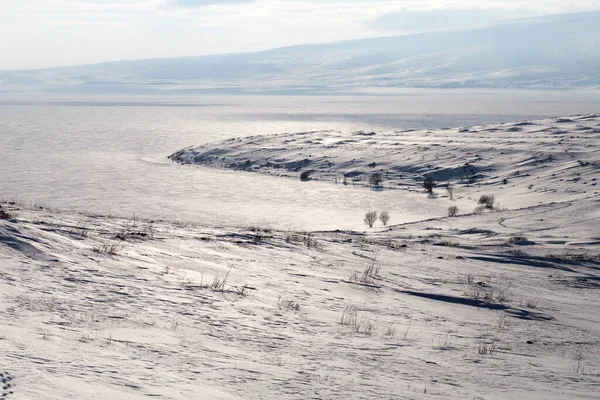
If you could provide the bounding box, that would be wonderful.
[1,94,599,231]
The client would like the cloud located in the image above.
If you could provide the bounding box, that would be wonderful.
[166,0,255,7]
[370,7,539,34]
[2,0,600,69]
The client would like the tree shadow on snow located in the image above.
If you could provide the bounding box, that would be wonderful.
[466,254,576,272]
[395,289,508,310]
[396,289,554,320]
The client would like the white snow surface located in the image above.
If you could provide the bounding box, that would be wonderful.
[1,114,600,399]
[170,114,600,211]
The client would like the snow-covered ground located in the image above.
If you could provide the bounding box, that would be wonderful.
[1,115,600,399]
[171,114,600,211]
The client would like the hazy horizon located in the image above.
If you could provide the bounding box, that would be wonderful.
[2,10,599,95]
[2,1,600,71]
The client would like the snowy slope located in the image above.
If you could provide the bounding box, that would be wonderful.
[1,189,599,399]
[1,114,600,399]
[170,114,600,211]
[1,11,599,94]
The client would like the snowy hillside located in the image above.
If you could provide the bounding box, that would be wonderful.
[170,114,600,210]
[1,114,600,399]
[1,11,599,94]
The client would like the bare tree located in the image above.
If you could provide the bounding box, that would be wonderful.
[446,183,454,199]
[379,211,390,226]
[447,205,459,217]
[369,173,383,186]
[364,211,378,228]
[423,177,436,194]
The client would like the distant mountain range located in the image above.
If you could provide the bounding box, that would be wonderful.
[1,11,599,94]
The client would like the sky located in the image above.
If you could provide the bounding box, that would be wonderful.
[1,0,599,70]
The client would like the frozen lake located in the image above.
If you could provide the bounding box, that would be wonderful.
[1,91,599,230]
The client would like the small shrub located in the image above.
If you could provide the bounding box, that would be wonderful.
[369,173,383,186]
[447,205,459,217]
[478,195,495,209]
[0,206,15,220]
[300,171,312,181]
[423,177,436,194]
[364,211,378,228]
[473,205,486,215]
[379,211,390,226]
[302,233,317,249]
[508,235,529,244]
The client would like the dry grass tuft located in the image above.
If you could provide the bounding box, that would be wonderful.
[340,305,376,335]
[350,263,382,287]
[277,295,300,311]
[93,240,123,256]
